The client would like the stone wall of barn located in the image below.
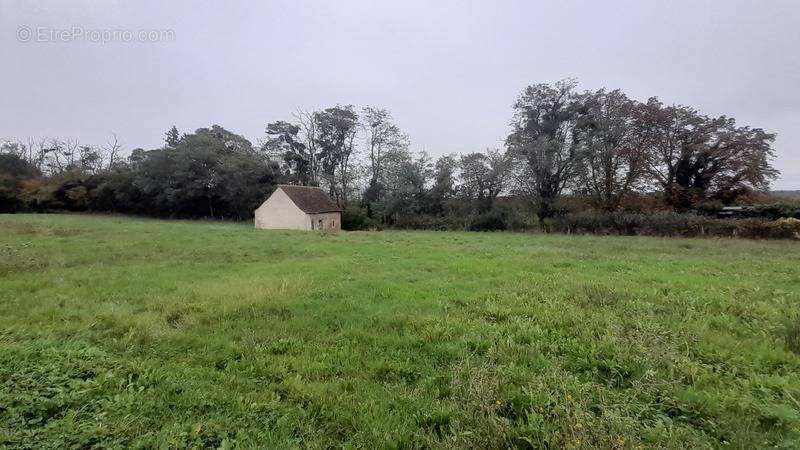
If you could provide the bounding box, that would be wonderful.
[307,212,341,231]
[254,188,309,230]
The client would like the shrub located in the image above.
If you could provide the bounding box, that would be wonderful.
[739,218,800,240]
[341,206,371,230]
[748,204,800,220]
[697,202,800,220]
[392,214,445,230]
[468,212,508,231]
[549,212,800,239]
[493,202,538,230]
[0,186,24,213]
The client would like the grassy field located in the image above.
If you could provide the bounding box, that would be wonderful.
[1,214,799,449]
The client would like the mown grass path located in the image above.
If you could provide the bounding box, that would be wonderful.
[1,214,799,448]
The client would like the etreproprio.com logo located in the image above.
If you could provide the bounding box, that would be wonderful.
[17,26,175,44]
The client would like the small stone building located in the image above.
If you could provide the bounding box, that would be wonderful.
[254,185,342,231]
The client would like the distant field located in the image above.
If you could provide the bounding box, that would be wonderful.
[1,214,799,449]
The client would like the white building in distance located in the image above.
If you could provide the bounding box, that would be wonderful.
[254,185,342,231]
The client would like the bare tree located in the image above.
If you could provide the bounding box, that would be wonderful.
[22,137,51,173]
[0,140,24,158]
[294,109,320,185]
[44,139,65,174]
[104,133,123,168]
[43,138,83,174]
[340,122,359,206]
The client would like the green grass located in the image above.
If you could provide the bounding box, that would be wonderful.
[1,214,799,449]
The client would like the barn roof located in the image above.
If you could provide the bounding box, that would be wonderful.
[278,185,342,214]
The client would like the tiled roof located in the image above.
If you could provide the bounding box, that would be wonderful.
[278,185,341,214]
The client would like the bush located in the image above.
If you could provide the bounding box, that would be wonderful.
[0,187,24,213]
[493,202,538,230]
[697,202,800,220]
[392,214,454,230]
[549,212,800,239]
[738,217,800,239]
[748,204,800,220]
[468,212,508,231]
[0,154,41,213]
[341,206,371,230]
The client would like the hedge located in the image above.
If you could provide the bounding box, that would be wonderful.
[548,212,800,239]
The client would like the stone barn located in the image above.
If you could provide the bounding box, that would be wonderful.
[254,185,342,231]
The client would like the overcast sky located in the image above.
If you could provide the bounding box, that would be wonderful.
[2,0,798,188]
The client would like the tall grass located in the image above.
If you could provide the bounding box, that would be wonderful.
[1,214,799,448]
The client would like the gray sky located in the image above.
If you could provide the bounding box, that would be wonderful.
[2,0,798,188]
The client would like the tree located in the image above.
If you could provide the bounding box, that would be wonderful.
[640,98,778,210]
[42,139,72,175]
[83,163,142,214]
[361,107,408,205]
[506,79,585,222]
[295,109,321,185]
[377,149,433,223]
[133,125,279,219]
[104,134,123,168]
[459,149,512,212]
[0,141,25,160]
[428,154,458,215]
[165,126,180,148]
[0,153,41,212]
[10,138,52,174]
[574,89,648,211]
[314,106,359,206]
[263,121,311,184]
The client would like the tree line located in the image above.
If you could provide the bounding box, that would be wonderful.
[0,79,780,229]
